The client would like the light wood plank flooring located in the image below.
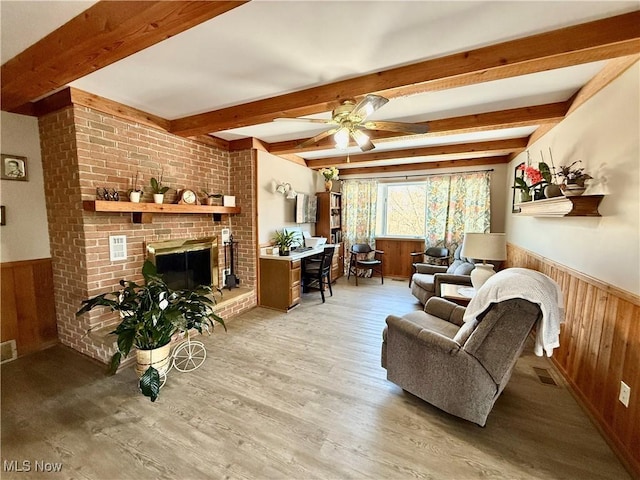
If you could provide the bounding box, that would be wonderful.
[1,277,631,479]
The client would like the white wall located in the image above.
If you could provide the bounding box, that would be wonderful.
[505,63,640,294]
[0,112,51,262]
[257,150,323,244]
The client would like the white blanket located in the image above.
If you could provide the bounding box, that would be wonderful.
[463,268,564,357]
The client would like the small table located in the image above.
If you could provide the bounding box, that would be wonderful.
[440,284,476,306]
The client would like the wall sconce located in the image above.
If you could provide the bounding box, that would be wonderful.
[275,182,297,199]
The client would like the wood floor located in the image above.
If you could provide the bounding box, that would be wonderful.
[1,277,631,479]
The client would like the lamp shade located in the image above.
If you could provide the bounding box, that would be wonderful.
[461,233,506,261]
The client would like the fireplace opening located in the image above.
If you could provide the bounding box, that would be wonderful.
[146,237,218,291]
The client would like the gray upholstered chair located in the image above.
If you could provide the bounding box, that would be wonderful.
[381,296,541,426]
[410,245,474,304]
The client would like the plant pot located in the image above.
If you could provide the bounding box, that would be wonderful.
[544,184,562,198]
[561,183,586,197]
[205,197,216,206]
[153,193,164,204]
[129,191,142,203]
[135,343,172,377]
[519,190,532,203]
[278,247,290,256]
[324,180,333,192]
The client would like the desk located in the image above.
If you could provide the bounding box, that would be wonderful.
[440,284,475,306]
[259,246,329,311]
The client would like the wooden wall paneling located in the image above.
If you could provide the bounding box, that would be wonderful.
[0,267,19,343]
[507,243,640,476]
[374,238,424,279]
[0,259,58,356]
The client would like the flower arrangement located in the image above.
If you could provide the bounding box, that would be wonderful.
[319,167,339,181]
[557,160,592,187]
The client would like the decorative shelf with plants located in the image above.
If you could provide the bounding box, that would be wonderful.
[515,195,604,217]
[82,200,241,224]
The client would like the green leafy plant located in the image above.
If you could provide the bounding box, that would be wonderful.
[150,176,170,195]
[201,190,223,199]
[76,260,226,401]
[272,229,297,250]
[557,160,593,187]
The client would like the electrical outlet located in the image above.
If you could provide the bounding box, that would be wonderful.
[619,381,630,408]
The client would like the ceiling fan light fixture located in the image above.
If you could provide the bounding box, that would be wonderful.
[334,127,350,149]
[352,129,370,148]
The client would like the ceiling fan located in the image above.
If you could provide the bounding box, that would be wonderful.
[275,94,429,152]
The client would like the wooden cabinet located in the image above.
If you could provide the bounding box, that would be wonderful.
[316,192,344,279]
[330,243,344,282]
[259,258,301,311]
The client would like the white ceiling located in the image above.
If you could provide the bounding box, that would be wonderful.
[2,1,638,167]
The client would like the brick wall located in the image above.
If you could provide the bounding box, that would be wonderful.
[39,105,257,364]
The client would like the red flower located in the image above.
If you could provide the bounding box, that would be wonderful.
[518,164,543,184]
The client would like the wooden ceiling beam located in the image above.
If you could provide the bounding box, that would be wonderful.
[527,54,640,146]
[338,156,510,177]
[169,11,640,137]
[305,139,527,169]
[1,1,249,112]
[269,102,568,155]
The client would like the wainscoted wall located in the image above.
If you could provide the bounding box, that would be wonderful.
[506,243,639,475]
[374,238,424,279]
[0,258,57,356]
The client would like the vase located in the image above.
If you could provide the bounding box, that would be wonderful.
[129,191,141,203]
[278,247,290,256]
[324,180,333,192]
[561,183,586,197]
[153,193,164,204]
[544,184,562,198]
[519,190,532,202]
[135,343,172,377]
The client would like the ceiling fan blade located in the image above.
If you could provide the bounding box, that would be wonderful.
[274,117,330,124]
[349,94,389,121]
[363,121,429,134]
[297,128,338,148]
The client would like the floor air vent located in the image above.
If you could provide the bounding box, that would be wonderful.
[533,367,558,386]
[1,340,17,364]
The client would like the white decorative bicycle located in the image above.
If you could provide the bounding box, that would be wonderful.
[157,329,208,388]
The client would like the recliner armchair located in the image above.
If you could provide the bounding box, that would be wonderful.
[410,245,474,304]
[381,296,541,426]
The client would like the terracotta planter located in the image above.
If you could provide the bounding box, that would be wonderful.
[135,343,172,377]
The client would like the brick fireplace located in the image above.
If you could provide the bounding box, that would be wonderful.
[38,105,257,364]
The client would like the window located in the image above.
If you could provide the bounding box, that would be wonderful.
[378,183,427,237]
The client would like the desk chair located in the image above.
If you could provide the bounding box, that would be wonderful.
[302,246,335,303]
[348,243,384,286]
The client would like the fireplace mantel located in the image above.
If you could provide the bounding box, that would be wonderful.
[83,200,241,223]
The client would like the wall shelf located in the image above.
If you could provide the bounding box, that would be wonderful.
[515,195,603,217]
[83,200,241,224]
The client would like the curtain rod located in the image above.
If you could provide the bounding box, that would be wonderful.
[343,168,494,181]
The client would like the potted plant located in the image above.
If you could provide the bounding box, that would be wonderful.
[128,171,143,203]
[201,189,223,206]
[557,160,593,196]
[272,229,297,256]
[150,171,170,204]
[76,260,226,401]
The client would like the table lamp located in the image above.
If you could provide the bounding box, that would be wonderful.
[461,233,507,289]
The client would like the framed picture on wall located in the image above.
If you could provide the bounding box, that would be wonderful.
[1,154,28,181]
[511,162,525,213]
